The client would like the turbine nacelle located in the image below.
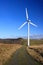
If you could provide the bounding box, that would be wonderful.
[27,20,31,23]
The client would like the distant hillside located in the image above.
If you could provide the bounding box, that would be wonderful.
[0,38,43,45]
[0,38,24,44]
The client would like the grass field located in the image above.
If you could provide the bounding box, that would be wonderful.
[30,39,43,45]
[26,45,43,65]
[0,43,22,65]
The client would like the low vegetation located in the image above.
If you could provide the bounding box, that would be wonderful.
[0,43,22,65]
[30,39,43,45]
[26,45,43,65]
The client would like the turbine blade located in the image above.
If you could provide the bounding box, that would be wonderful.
[30,22,37,27]
[18,22,27,30]
[25,8,28,20]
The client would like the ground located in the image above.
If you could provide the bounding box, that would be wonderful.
[0,39,43,65]
[4,46,41,65]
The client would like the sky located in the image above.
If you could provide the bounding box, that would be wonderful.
[0,0,43,38]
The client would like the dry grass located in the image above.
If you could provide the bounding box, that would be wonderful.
[26,44,43,64]
[0,43,22,65]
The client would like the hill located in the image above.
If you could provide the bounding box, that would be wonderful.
[0,38,43,45]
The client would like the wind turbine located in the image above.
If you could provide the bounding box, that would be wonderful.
[18,8,37,47]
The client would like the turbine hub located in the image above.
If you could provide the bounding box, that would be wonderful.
[27,20,31,22]
[29,20,31,22]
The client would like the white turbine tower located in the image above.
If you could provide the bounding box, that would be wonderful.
[18,8,37,47]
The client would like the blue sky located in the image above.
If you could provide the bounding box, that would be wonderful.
[0,0,43,38]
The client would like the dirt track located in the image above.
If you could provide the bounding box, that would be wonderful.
[4,46,40,65]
